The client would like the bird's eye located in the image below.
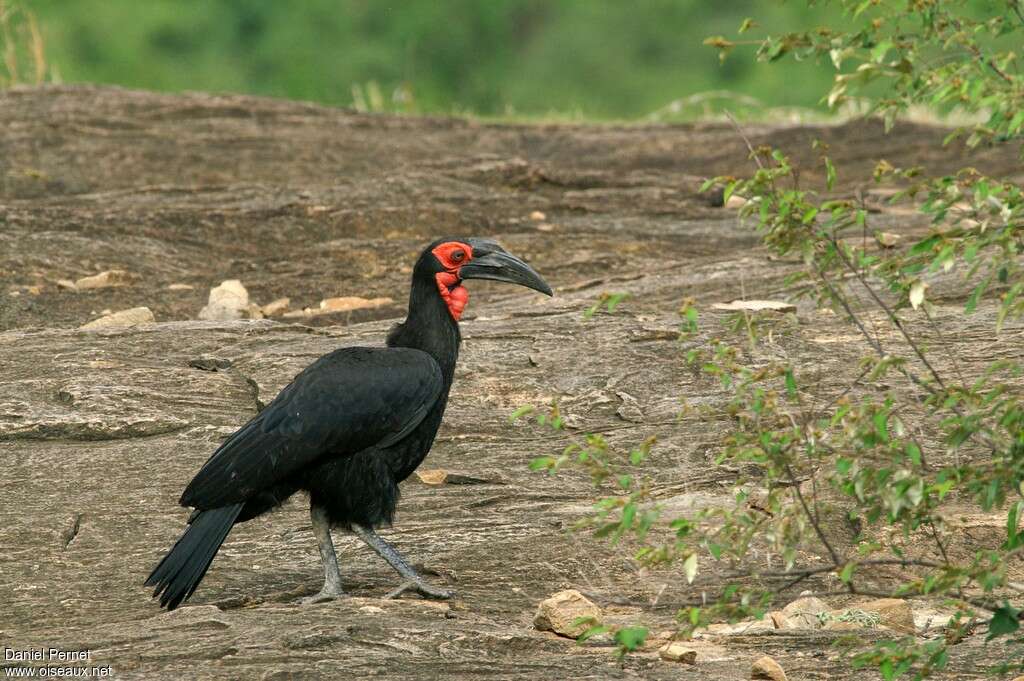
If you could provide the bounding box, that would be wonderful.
[451,250,465,262]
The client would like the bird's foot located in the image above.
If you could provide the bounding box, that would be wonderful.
[295,586,346,605]
[384,579,453,600]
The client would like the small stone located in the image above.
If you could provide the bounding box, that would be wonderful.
[167,283,194,291]
[318,296,393,313]
[533,589,601,638]
[26,285,42,295]
[857,598,915,634]
[726,194,748,209]
[198,280,249,321]
[751,655,788,681]
[536,222,555,232]
[712,300,796,313]
[260,297,290,317]
[415,469,449,485]
[359,605,385,615]
[75,269,137,290]
[875,231,901,248]
[659,642,697,664]
[529,210,546,221]
[80,307,155,330]
[57,279,77,291]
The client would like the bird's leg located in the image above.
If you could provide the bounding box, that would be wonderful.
[351,524,453,600]
[297,504,345,604]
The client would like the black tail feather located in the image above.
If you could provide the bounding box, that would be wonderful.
[144,503,243,610]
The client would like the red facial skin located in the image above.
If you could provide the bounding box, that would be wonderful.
[430,241,473,321]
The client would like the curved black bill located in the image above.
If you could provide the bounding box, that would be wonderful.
[459,250,553,296]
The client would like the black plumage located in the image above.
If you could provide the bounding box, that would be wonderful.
[146,237,551,609]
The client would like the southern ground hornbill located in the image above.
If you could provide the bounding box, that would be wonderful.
[146,238,552,609]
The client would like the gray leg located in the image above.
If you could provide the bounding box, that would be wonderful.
[351,524,452,600]
[297,504,345,604]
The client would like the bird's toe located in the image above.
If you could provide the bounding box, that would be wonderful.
[296,589,346,605]
[385,579,453,600]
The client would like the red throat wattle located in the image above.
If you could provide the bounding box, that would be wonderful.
[430,241,473,321]
[434,271,469,321]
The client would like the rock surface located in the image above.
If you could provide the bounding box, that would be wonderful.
[1,85,1021,680]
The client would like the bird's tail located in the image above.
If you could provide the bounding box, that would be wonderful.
[144,503,244,610]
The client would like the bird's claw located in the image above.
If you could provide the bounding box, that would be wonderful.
[295,589,346,605]
[384,579,453,600]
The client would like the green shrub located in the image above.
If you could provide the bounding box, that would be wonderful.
[521,2,1024,678]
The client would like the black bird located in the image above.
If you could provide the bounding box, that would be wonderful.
[146,238,552,609]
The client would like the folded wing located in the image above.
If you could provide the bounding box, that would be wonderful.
[179,346,443,509]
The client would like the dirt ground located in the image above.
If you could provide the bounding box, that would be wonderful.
[1,85,1022,679]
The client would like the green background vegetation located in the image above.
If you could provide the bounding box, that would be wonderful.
[26,0,850,119]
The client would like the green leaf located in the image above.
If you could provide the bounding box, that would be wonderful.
[905,442,921,467]
[873,410,890,443]
[784,368,798,400]
[509,405,535,422]
[987,604,1020,640]
[839,562,856,583]
[909,234,941,256]
[1006,501,1024,549]
[577,622,610,642]
[528,456,556,471]
[870,39,893,63]
[824,157,837,190]
[605,292,629,313]
[614,626,648,652]
[965,275,990,314]
[997,282,1023,332]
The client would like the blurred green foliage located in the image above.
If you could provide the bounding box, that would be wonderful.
[27,0,849,119]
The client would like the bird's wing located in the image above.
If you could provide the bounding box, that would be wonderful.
[179,346,443,509]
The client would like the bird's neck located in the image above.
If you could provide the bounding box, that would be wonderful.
[387,276,461,380]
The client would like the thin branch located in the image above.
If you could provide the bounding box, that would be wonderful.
[732,557,945,580]
[784,460,841,566]
[724,109,765,171]
[828,235,948,391]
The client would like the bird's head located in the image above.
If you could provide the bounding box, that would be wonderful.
[415,237,553,321]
